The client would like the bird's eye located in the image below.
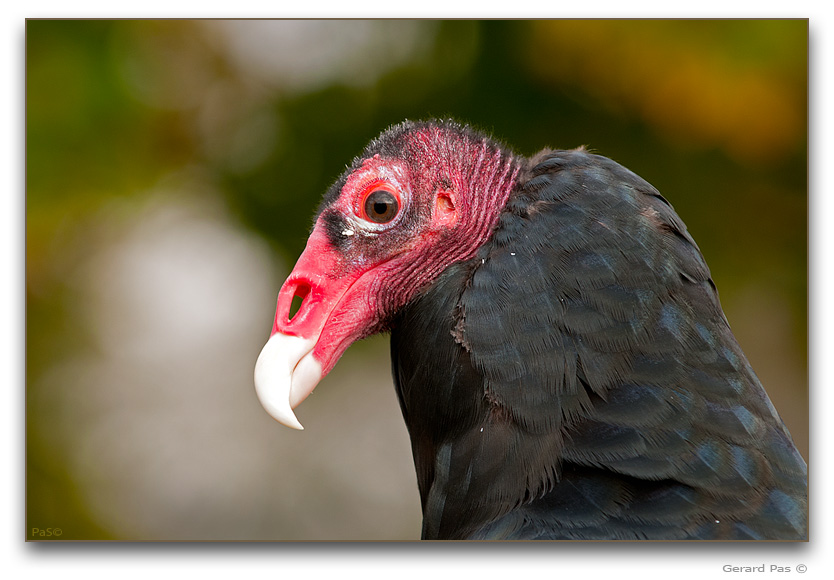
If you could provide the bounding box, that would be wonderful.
[362,189,399,224]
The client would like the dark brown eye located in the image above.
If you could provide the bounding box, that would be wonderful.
[362,189,399,223]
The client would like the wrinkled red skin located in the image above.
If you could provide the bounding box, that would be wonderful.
[270,126,520,381]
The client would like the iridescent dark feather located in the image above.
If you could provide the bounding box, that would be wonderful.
[390,146,807,540]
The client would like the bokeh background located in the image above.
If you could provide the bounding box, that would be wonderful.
[26,19,808,541]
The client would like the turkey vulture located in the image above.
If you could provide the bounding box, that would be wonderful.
[254,119,807,540]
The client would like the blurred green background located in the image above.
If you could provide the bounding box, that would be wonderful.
[26,19,808,541]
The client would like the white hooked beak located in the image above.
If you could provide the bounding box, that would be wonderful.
[254,333,323,430]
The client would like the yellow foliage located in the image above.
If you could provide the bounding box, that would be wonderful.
[527,20,805,166]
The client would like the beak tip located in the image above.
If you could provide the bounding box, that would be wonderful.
[273,409,306,431]
[254,377,306,430]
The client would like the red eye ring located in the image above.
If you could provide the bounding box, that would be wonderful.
[358,183,401,224]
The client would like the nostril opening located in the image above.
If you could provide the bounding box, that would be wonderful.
[288,282,311,322]
[289,296,303,321]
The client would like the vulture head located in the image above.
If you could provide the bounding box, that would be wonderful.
[255,120,519,429]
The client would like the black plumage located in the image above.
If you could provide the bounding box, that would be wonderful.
[388,139,806,540]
